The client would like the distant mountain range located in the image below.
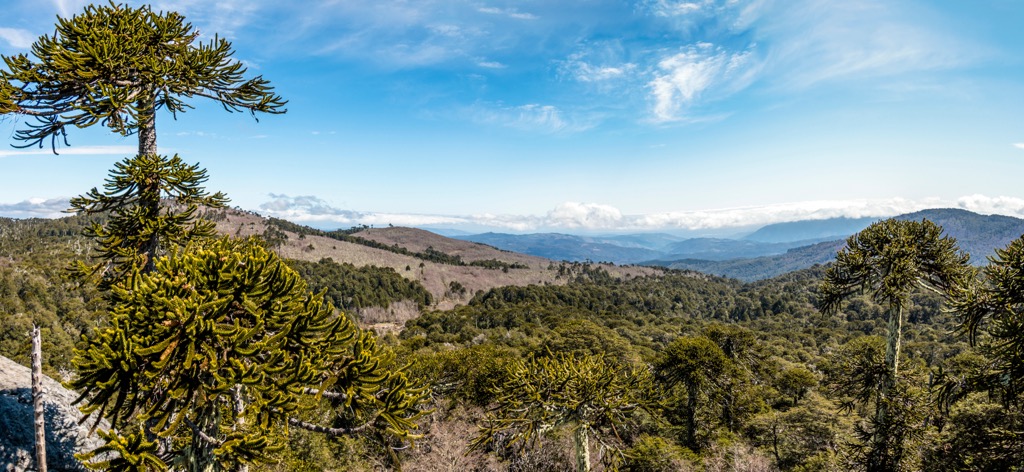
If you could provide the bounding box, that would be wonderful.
[456,209,1024,281]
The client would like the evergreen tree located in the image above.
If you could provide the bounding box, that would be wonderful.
[72,237,429,471]
[68,153,228,284]
[818,218,971,470]
[654,336,730,450]
[0,2,285,155]
[949,234,1024,400]
[471,353,652,472]
[0,2,285,271]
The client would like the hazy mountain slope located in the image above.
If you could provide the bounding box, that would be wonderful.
[744,217,877,243]
[654,209,1024,280]
[655,240,847,282]
[662,237,828,261]
[455,232,664,263]
[895,208,1024,263]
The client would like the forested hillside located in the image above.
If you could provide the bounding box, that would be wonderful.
[2,213,1021,470]
[1,4,1021,471]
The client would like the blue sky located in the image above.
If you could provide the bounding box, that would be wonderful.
[2,0,1024,233]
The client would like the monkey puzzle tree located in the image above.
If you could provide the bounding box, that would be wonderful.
[948,235,1024,401]
[0,2,285,272]
[654,335,730,451]
[818,218,971,470]
[1,2,285,155]
[72,237,429,471]
[471,353,652,472]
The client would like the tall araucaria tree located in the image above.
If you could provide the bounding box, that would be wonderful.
[0,2,285,273]
[0,2,285,156]
[817,218,971,471]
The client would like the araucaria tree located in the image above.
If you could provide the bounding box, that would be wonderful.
[818,218,971,470]
[3,3,429,470]
[0,1,285,272]
[0,2,285,155]
[72,237,428,470]
[471,353,652,472]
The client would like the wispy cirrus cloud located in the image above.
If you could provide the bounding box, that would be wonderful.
[750,0,979,89]
[477,6,537,21]
[0,28,34,48]
[648,43,756,122]
[465,102,597,134]
[0,145,136,158]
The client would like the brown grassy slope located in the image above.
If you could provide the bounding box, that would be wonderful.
[212,212,658,314]
[354,227,546,267]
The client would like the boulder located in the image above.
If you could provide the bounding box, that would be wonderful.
[0,355,106,472]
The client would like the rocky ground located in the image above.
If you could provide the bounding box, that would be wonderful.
[0,355,105,472]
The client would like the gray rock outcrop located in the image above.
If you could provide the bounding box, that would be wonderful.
[0,355,105,472]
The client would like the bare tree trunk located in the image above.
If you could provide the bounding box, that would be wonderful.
[32,325,47,472]
[137,100,157,156]
[136,97,160,273]
[871,303,904,469]
[573,425,590,472]
[234,386,248,472]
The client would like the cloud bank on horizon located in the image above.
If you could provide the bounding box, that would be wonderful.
[245,193,1024,233]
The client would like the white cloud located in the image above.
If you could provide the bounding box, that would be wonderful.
[467,102,596,134]
[567,58,636,82]
[754,0,976,89]
[0,197,70,218]
[253,194,1024,233]
[1013,143,1024,150]
[547,202,623,229]
[477,60,507,69]
[648,44,754,122]
[648,0,713,17]
[0,28,34,49]
[477,7,537,20]
[957,195,1024,217]
[0,145,137,158]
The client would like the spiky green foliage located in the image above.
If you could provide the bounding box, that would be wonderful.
[818,218,971,379]
[0,1,285,151]
[76,427,166,472]
[948,235,1024,402]
[71,237,429,470]
[69,153,228,284]
[472,353,652,472]
[654,335,730,450]
[818,218,972,471]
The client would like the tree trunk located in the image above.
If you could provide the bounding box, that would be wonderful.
[32,325,47,472]
[883,303,903,380]
[573,425,590,472]
[234,386,248,472]
[138,102,157,156]
[872,303,904,469]
[137,97,160,272]
[685,382,698,450]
